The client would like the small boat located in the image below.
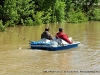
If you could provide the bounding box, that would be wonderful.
[30,38,80,51]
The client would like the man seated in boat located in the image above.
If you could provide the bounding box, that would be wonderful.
[56,27,73,44]
[41,27,53,40]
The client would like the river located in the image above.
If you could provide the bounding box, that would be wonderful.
[0,21,100,75]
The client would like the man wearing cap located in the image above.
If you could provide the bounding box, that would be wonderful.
[41,27,53,40]
[56,28,72,44]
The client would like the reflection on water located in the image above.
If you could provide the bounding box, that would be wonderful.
[0,21,100,75]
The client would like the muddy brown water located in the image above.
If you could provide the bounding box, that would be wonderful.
[0,21,100,75]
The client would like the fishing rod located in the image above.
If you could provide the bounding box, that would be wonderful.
[48,24,64,45]
[8,29,32,42]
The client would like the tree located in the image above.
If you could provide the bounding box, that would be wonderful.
[16,0,35,25]
[3,0,19,26]
[55,0,66,22]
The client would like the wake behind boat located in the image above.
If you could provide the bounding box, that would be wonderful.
[30,38,80,51]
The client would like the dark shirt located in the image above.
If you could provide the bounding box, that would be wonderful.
[41,31,53,40]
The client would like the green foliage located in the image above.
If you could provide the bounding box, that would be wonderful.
[0,20,8,31]
[24,17,34,26]
[0,5,3,19]
[42,9,52,24]
[21,18,34,26]
[0,20,4,31]
[55,0,66,22]
[0,0,100,28]
[3,0,19,25]
[16,0,35,25]
[66,6,88,23]
[33,11,43,25]
[21,19,24,25]
[6,20,15,27]
[88,7,100,21]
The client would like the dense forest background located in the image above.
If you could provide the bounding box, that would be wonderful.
[0,0,100,31]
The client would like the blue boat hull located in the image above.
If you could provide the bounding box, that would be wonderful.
[30,42,80,51]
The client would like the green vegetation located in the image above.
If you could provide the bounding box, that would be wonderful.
[88,7,100,21]
[0,0,100,31]
[0,20,8,31]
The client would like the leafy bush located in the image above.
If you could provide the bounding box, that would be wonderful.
[33,11,43,25]
[88,8,100,21]
[24,17,34,26]
[0,0,100,28]
[0,20,8,31]
[3,0,19,25]
[42,9,52,24]
[66,8,88,23]
[55,1,66,22]
[0,5,3,19]
[6,20,15,27]
[0,20,4,31]
[16,0,35,25]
